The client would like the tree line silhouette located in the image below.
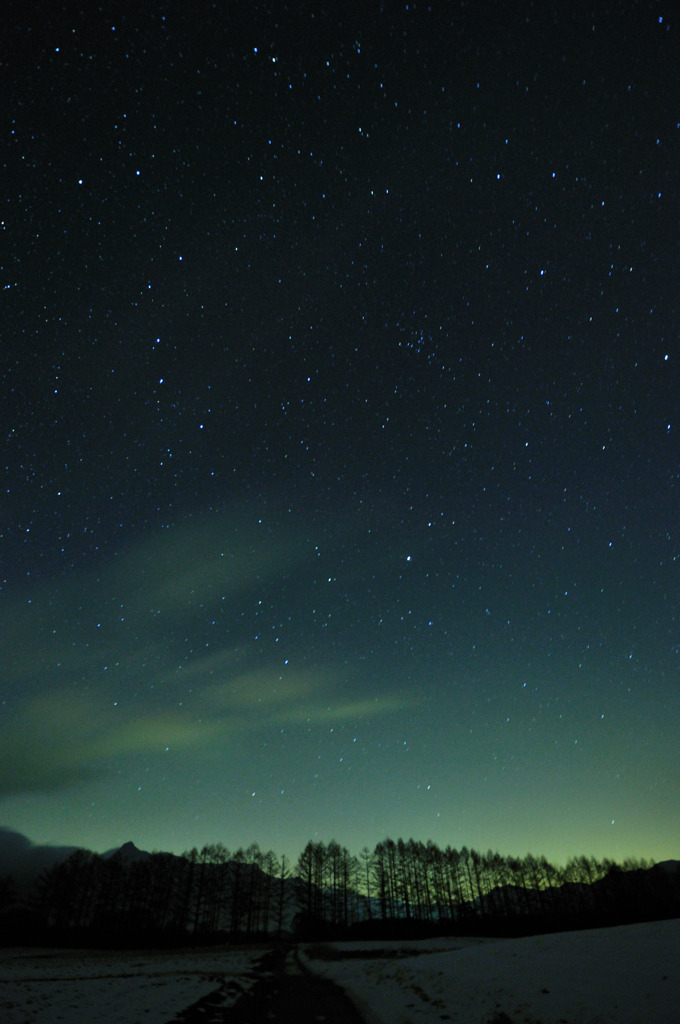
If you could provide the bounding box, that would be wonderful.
[1,837,678,945]
[293,839,678,939]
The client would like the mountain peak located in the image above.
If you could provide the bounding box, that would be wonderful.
[105,840,150,862]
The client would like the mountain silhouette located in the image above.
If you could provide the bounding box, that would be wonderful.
[103,840,151,862]
[0,828,151,892]
[0,827,82,890]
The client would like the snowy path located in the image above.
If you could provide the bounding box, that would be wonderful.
[0,943,367,1024]
[171,945,366,1023]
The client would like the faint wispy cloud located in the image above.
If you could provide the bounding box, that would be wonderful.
[0,690,221,797]
[202,663,411,729]
[0,507,405,799]
[112,510,312,616]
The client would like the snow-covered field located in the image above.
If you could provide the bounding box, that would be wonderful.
[0,945,263,1024]
[1,919,678,1023]
[303,918,680,1024]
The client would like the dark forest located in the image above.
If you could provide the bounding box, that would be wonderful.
[2,838,678,947]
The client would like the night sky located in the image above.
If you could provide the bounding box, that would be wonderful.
[2,1,679,867]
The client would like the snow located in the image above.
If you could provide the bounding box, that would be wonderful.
[0,946,263,1024]
[302,918,680,1024]
[1,919,678,1023]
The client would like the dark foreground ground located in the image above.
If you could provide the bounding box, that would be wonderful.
[167,944,367,1024]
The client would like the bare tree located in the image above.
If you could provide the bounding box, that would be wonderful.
[360,846,374,920]
[275,853,291,935]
